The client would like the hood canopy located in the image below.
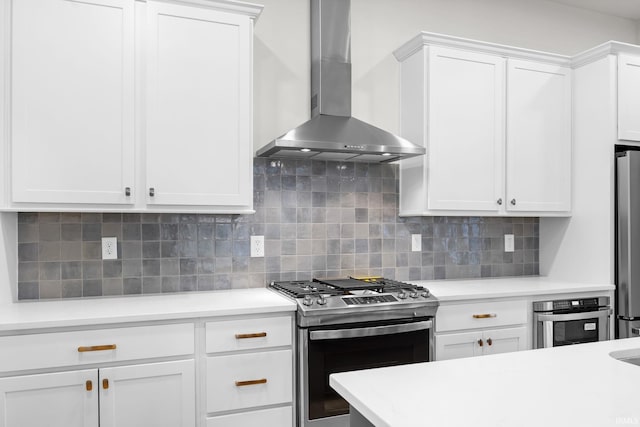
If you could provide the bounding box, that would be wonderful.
[255,0,425,163]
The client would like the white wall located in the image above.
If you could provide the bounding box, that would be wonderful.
[253,0,638,151]
[539,56,618,284]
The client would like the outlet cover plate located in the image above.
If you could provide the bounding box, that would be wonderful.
[251,235,264,257]
[411,234,422,252]
[102,237,118,260]
[504,234,514,253]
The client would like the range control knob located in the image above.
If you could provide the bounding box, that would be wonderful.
[317,295,327,305]
[397,291,408,300]
[420,291,430,298]
[303,295,314,306]
[409,291,419,299]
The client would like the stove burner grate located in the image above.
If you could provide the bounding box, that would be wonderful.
[269,277,430,299]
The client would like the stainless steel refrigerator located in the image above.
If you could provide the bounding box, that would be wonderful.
[617,150,640,338]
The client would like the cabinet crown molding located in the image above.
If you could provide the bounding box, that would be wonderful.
[393,31,571,66]
[143,0,264,19]
[394,33,640,70]
[571,41,640,68]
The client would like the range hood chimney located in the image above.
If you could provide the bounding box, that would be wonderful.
[255,0,425,163]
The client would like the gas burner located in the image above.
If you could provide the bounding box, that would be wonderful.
[269,277,437,320]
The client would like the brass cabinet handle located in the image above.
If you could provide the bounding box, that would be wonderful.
[235,378,267,387]
[149,187,155,197]
[103,379,109,390]
[86,380,93,391]
[125,187,131,196]
[510,198,516,206]
[78,344,117,352]
[477,339,484,347]
[472,314,497,319]
[487,338,493,346]
[235,332,267,339]
[497,198,503,205]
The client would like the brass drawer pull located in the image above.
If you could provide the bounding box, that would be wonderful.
[487,338,493,346]
[235,378,267,387]
[86,380,93,391]
[235,332,267,339]
[78,344,117,353]
[103,379,109,390]
[478,339,484,347]
[472,314,497,319]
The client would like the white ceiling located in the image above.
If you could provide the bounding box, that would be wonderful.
[549,0,640,20]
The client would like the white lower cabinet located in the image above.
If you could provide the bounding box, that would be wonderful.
[205,315,294,427]
[434,299,528,361]
[0,360,195,427]
[99,360,195,427]
[435,326,527,361]
[0,323,196,427]
[0,369,98,427]
[0,313,295,427]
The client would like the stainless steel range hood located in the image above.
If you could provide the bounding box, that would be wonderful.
[256,0,425,163]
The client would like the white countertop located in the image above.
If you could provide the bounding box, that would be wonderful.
[0,288,296,332]
[331,337,640,427]
[412,276,615,301]
[0,277,615,331]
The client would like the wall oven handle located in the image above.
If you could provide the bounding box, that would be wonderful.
[309,320,432,341]
[535,308,611,322]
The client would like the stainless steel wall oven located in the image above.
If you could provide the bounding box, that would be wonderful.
[533,297,611,348]
[269,277,438,427]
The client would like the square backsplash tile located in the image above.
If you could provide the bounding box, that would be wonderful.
[17,158,539,299]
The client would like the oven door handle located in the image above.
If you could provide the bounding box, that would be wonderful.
[309,320,433,341]
[535,308,612,322]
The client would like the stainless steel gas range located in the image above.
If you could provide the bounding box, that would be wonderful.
[269,277,439,427]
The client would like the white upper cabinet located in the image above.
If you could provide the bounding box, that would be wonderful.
[146,1,252,209]
[427,47,504,211]
[3,0,260,212]
[394,32,572,217]
[10,0,135,205]
[618,54,640,141]
[506,60,572,212]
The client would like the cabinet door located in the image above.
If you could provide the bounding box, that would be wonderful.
[506,59,571,212]
[434,331,483,361]
[483,326,528,356]
[146,2,252,209]
[99,360,195,427]
[11,0,134,205]
[0,370,98,427]
[619,54,640,141]
[427,47,505,211]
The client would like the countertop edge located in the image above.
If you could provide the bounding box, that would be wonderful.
[0,288,297,332]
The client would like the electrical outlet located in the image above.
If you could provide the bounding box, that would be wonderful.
[411,234,422,252]
[102,237,118,260]
[504,234,514,253]
[251,235,265,257]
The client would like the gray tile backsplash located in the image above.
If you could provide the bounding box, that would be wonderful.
[17,159,539,299]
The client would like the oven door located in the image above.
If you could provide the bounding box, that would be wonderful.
[299,318,433,427]
[534,308,611,348]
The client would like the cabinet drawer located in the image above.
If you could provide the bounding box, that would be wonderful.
[206,350,292,413]
[206,406,292,427]
[205,316,292,353]
[435,300,527,332]
[0,323,194,373]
